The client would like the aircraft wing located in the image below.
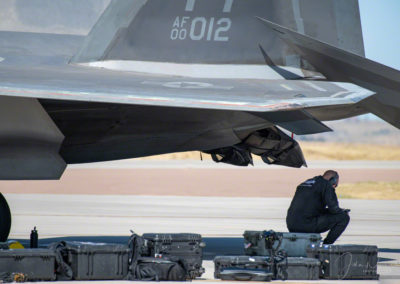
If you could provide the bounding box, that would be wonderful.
[0,62,374,138]
[0,63,373,115]
[0,30,373,116]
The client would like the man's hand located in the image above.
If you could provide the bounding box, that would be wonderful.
[343,209,351,213]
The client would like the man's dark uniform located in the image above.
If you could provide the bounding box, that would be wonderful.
[286,176,350,244]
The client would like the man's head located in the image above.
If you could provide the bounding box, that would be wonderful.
[323,170,339,188]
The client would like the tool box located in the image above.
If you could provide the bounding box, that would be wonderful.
[142,233,205,279]
[65,242,130,280]
[217,268,273,281]
[307,244,379,280]
[244,230,321,257]
[214,255,273,281]
[275,257,320,280]
[0,248,56,281]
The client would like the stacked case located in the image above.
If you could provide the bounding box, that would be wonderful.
[0,249,56,281]
[64,242,130,280]
[276,257,320,280]
[307,244,379,280]
[243,230,321,257]
[142,233,205,279]
[241,230,322,280]
[214,256,274,281]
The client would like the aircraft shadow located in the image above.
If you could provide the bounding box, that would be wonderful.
[14,236,396,262]
[16,236,243,260]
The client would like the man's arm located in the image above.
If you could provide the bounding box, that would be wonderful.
[324,184,344,214]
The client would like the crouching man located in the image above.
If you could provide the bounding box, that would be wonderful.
[286,170,350,244]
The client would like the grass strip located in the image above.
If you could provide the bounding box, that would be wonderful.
[337,182,400,200]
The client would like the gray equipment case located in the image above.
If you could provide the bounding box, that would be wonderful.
[276,257,320,280]
[0,249,56,281]
[307,244,379,280]
[244,230,321,257]
[65,242,130,280]
[134,257,187,281]
[214,255,273,281]
[142,233,205,279]
[218,268,273,281]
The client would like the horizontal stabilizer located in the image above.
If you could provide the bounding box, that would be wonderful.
[258,17,400,129]
[252,109,332,135]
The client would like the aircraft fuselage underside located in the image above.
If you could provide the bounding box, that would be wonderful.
[40,100,272,164]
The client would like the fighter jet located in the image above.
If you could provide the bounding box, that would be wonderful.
[0,0,399,240]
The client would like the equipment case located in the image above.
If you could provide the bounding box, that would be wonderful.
[142,233,205,279]
[244,230,321,257]
[0,249,56,281]
[218,268,273,281]
[275,257,320,280]
[133,257,187,281]
[65,242,130,280]
[307,244,379,280]
[214,255,273,280]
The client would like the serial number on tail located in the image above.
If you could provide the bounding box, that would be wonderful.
[170,16,231,42]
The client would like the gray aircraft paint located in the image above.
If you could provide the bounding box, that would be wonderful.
[0,32,85,67]
[0,60,373,113]
[47,103,270,164]
[82,60,305,79]
[0,0,110,35]
[72,0,364,65]
[258,18,400,129]
[291,0,304,34]
[0,0,398,180]
[0,96,65,179]
[71,0,145,63]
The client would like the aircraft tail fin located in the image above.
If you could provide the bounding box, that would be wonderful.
[71,0,364,67]
[258,18,400,129]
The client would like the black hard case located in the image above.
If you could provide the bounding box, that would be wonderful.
[142,233,205,279]
[0,249,56,281]
[276,257,320,280]
[218,268,273,281]
[307,244,379,280]
[213,255,273,280]
[244,230,321,257]
[134,257,186,281]
[65,242,130,280]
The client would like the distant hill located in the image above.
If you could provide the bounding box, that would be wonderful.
[297,116,400,145]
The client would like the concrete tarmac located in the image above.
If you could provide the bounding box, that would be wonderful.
[1,160,399,197]
[2,159,399,283]
[4,193,400,283]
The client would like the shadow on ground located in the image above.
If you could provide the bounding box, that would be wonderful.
[14,236,396,262]
[16,236,244,260]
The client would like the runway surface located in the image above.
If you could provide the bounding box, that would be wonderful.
[4,194,400,283]
[2,160,399,283]
[1,160,399,196]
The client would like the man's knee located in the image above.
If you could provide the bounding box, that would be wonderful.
[338,211,350,226]
[344,212,350,225]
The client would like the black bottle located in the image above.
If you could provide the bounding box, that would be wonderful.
[30,227,38,248]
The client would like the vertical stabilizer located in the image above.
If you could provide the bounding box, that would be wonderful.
[72,0,365,66]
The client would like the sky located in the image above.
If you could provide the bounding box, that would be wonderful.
[359,0,400,70]
[351,0,400,121]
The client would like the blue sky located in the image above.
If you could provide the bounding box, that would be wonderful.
[359,0,400,70]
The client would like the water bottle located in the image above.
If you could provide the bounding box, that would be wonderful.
[30,226,38,248]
